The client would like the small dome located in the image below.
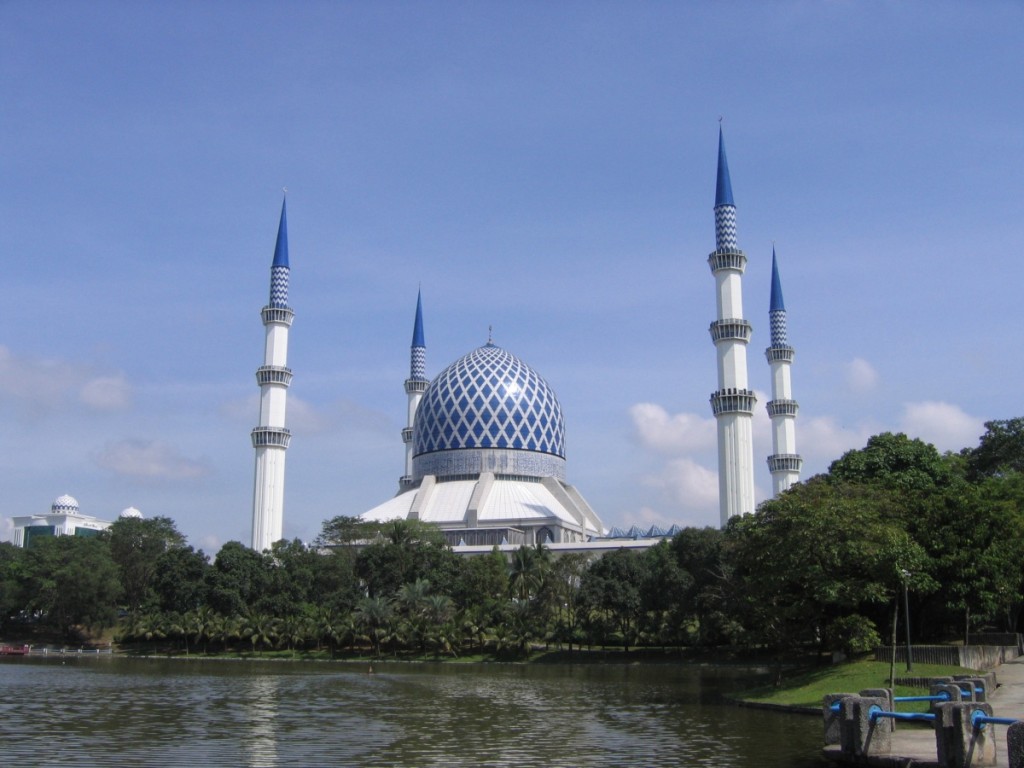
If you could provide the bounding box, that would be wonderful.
[120,507,143,519]
[51,494,80,515]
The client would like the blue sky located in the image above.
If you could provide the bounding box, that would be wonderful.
[2,1,1022,552]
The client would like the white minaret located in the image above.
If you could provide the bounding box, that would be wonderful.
[766,247,802,494]
[708,127,756,526]
[251,198,294,552]
[401,289,427,490]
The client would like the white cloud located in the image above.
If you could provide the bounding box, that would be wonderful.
[0,345,132,413]
[641,457,719,511]
[220,393,390,435]
[95,439,211,480]
[79,375,133,410]
[799,415,875,471]
[629,402,716,454]
[899,401,983,452]
[845,357,880,393]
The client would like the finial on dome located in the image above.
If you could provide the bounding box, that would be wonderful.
[715,124,735,208]
[487,325,494,346]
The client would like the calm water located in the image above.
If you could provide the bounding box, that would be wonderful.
[0,656,828,767]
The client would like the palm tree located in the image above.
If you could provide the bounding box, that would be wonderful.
[241,612,278,655]
[355,596,395,657]
[509,544,550,601]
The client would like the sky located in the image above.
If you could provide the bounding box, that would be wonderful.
[2,1,1023,553]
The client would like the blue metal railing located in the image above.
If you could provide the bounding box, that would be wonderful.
[971,711,1019,730]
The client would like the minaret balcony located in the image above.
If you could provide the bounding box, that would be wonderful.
[402,427,413,443]
[766,399,799,417]
[710,388,756,415]
[707,248,747,273]
[399,475,415,490]
[405,378,428,394]
[251,426,292,448]
[765,346,795,363]
[767,454,803,473]
[709,319,752,344]
[255,365,293,387]
[261,306,295,326]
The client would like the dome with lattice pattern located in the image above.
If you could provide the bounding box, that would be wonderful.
[412,343,566,480]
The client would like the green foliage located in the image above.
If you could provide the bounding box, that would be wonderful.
[966,418,1024,479]
[826,614,881,657]
[829,432,956,491]
[106,516,187,612]
[6,419,1024,658]
[20,536,122,639]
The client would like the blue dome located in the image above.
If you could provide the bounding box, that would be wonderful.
[414,344,565,460]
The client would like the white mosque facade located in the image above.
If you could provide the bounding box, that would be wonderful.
[249,128,801,550]
[11,495,143,548]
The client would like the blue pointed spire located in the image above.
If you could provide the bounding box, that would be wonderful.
[268,196,290,308]
[715,126,735,208]
[770,247,785,312]
[410,289,426,380]
[272,197,289,268]
[768,246,788,347]
[412,289,425,348]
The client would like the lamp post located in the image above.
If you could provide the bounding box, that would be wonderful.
[901,569,913,673]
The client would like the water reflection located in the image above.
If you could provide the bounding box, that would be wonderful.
[0,658,829,767]
[243,676,279,767]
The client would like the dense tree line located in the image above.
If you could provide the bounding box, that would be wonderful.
[1,420,1022,658]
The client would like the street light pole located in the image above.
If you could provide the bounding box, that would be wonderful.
[901,569,913,673]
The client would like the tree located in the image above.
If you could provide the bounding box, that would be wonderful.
[206,542,272,617]
[0,542,25,632]
[829,432,956,492]
[579,548,646,652]
[355,596,395,657]
[106,516,187,613]
[151,546,209,614]
[728,478,908,654]
[966,418,1024,479]
[20,536,122,639]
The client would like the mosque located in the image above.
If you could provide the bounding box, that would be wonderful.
[249,129,802,553]
[11,495,143,548]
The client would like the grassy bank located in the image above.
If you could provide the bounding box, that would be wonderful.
[735,659,980,710]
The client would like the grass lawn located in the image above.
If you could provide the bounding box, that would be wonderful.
[736,659,980,710]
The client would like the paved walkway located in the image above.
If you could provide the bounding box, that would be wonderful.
[823,655,1024,767]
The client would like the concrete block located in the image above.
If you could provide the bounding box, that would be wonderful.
[931,683,963,715]
[849,696,892,757]
[823,693,854,746]
[944,703,997,768]
[1007,721,1023,768]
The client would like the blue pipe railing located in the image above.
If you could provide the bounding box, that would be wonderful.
[869,706,936,723]
[971,711,1019,730]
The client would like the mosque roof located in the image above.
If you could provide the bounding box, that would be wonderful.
[362,475,603,535]
[413,343,565,461]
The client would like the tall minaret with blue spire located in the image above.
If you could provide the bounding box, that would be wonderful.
[765,247,802,494]
[251,197,294,552]
[401,289,427,490]
[708,127,756,526]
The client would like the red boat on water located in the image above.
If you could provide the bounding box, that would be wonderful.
[0,644,30,655]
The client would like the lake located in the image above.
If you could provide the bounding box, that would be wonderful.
[1,656,829,767]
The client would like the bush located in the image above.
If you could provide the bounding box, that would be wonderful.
[827,614,881,658]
